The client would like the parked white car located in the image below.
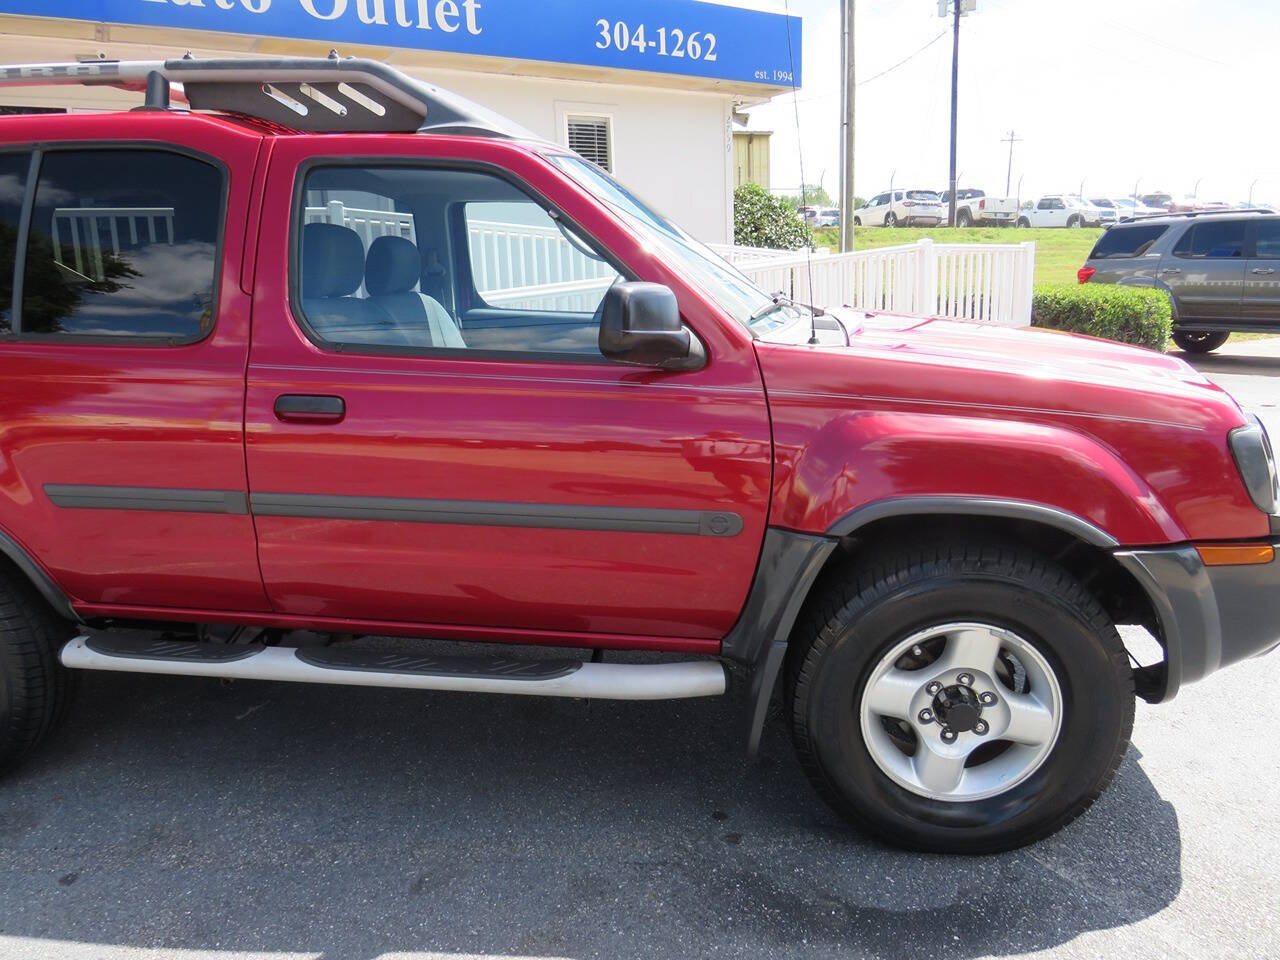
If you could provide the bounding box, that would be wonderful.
[855,189,945,227]
[1111,196,1166,220]
[1016,194,1103,228]
[1088,197,1122,225]
[941,188,1019,227]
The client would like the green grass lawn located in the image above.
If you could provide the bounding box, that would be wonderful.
[810,225,1100,287]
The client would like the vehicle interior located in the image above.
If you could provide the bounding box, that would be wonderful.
[297,165,625,357]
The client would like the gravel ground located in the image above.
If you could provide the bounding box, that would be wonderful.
[0,350,1277,960]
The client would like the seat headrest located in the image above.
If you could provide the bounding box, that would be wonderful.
[302,223,365,298]
[365,235,422,297]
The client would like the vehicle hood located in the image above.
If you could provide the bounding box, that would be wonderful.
[754,311,1243,431]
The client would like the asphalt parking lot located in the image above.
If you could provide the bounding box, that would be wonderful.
[1,346,1278,960]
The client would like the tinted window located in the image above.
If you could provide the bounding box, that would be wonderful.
[1089,224,1169,259]
[1174,220,1245,258]
[1254,221,1280,259]
[1037,198,1054,210]
[296,166,623,357]
[0,152,29,331]
[21,150,222,339]
[870,193,887,206]
[906,191,939,201]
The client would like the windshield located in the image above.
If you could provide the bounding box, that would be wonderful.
[550,154,789,332]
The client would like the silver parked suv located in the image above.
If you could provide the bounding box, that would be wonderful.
[1077,210,1280,353]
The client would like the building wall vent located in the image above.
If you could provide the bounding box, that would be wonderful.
[566,115,612,173]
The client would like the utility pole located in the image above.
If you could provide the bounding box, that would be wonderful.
[1000,130,1021,196]
[945,0,964,227]
[839,0,856,252]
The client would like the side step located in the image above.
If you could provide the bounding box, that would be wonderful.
[59,635,726,701]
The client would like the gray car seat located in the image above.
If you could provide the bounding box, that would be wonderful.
[300,223,410,345]
[365,235,466,349]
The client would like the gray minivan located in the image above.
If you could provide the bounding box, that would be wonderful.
[1078,211,1280,353]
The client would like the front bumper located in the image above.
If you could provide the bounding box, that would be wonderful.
[1115,542,1280,702]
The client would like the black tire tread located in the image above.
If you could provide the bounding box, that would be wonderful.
[0,571,77,776]
[786,538,1134,854]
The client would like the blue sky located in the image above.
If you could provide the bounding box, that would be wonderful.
[749,0,1279,205]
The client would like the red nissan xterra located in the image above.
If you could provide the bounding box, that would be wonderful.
[0,58,1276,854]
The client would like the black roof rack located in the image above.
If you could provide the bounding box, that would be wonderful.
[1117,208,1275,224]
[0,55,538,139]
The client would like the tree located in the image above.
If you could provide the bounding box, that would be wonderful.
[734,183,811,250]
[779,183,833,210]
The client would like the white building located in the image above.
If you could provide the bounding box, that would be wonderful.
[0,0,801,243]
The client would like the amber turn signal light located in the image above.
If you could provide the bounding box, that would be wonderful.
[1195,544,1276,566]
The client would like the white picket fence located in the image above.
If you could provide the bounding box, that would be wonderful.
[712,238,1036,327]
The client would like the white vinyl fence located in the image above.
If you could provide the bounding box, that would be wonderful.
[713,238,1036,327]
[465,219,617,313]
[52,206,175,282]
[305,202,616,312]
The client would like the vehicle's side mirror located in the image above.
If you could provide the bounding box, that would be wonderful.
[599,282,706,371]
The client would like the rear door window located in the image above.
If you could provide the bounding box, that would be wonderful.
[1088,224,1168,259]
[20,149,223,340]
[1253,220,1280,259]
[1174,220,1245,259]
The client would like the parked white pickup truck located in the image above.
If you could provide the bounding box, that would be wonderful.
[1016,195,1104,228]
[940,188,1018,227]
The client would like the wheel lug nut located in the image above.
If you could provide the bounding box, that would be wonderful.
[940,727,957,743]
[980,692,997,706]
[918,708,934,724]
[957,673,974,686]
[974,720,989,736]
[926,681,942,695]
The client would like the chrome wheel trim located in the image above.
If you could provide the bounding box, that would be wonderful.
[858,622,1064,803]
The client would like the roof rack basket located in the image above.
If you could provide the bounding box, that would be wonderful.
[0,55,527,138]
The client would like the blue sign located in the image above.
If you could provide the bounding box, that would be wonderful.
[3,0,802,88]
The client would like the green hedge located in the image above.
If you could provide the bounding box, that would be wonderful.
[1031,283,1173,351]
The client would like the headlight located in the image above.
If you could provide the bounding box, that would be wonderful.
[1229,416,1279,515]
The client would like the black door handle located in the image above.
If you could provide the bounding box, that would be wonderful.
[274,395,346,424]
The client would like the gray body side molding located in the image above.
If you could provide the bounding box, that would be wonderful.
[826,496,1119,547]
[0,528,78,623]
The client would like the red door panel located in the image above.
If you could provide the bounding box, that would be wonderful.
[0,114,268,612]
[245,137,772,641]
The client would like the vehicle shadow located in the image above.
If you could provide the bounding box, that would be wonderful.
[0,661,1181,960]
[1179,348,1280,378]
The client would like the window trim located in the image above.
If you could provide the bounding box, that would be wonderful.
[288,155,643,367]
[3,141,229,347]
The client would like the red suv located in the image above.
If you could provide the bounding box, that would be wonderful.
[0,58,1277,854]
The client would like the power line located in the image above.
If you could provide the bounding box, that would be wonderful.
[858,30,948,86]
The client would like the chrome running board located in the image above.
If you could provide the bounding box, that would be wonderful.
[59,635,726,701]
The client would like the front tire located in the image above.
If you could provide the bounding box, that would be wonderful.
[1067,215,1082,228]
[0,573,77,776]
[853,216,862,226]
[787,539,1133,854]
[1172,330,1230,354]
